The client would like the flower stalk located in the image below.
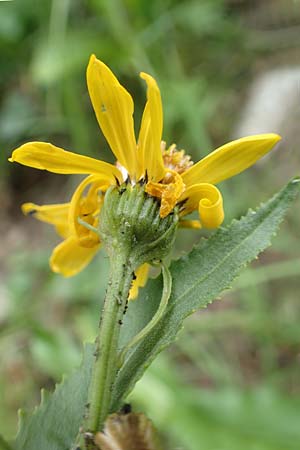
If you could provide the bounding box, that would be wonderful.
[84,183,179,441]
[86,248,135,434]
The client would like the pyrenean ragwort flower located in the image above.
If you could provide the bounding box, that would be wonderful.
[9,55,281,298]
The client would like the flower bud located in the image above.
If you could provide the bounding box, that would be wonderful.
[99,183,178,269]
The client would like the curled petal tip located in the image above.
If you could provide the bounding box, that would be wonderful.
[9,149,23,163]
[21,203,36,216]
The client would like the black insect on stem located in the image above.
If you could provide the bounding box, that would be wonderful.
[123,297,129,315]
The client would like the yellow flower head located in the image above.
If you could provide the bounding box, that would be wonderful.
[9,55,281,297]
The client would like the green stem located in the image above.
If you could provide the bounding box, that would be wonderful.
[117,262,172,368]
[86,250,134,434]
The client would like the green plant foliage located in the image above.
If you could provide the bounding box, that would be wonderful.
[113,177,300,409]
[14,345,93,450]
[12,179,299,450]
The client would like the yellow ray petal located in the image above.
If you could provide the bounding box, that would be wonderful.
[129,263,150,300]
[50,236,100,277]
[138,72,165,182]
[182,134,281,187]
[22,202,70,238]
[9,142,121,181]
[180,183,224,229]
[22,202,69,225]
[87,55,137,177]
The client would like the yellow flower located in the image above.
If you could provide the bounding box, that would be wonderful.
[10,54,281,298]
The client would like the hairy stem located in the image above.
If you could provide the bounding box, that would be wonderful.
[86,250,134,434]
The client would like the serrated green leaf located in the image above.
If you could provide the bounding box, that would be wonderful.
[112,177,300,410]
[14,344,94,450]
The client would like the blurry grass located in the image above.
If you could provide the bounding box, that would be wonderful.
[1,0,300,448]
[132,354,300,450]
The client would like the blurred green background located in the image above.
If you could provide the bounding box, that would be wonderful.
[1,0,300,449]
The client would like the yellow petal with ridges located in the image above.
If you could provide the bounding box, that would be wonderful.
[50,236,100,276]
[138,72,165,182]
[182,134,281,187]
[10,142,121,181]
[87,55,137,178]
[180,183,224,229]
[129,263,150,300]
